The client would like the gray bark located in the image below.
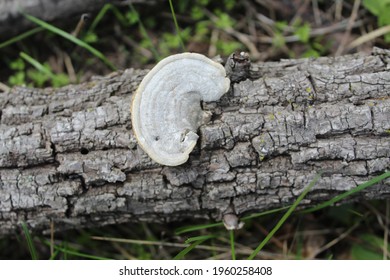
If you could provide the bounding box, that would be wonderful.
[0,48,390,237]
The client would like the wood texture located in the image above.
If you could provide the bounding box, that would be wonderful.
[0,48,390,236]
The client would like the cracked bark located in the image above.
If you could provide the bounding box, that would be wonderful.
[0,48,390,237]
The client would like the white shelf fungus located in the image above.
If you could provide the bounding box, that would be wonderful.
[131,53,230,166]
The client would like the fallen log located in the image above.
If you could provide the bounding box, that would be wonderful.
[0,48,389,236]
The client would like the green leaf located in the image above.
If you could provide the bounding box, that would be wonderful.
[363,0,390,42]
[195,21,210,37]
[9,58,25,70]
[8,70,26,86]
[224,0,236,10]
[362,0,390,15]
[125,10,140,25]
[301,48,320,58]
[52,73,70,87]
[216,40,242,55]
[378,5,390,25]
[275,21,288,31]
[215,11,236,29]
[27,69,50,87]
[83,32,98,44]
[191,6,205,20]
[295,22,311,43]
[351,234,390,260]
[272,32,286,48]
[351,244,383,259]
[385,33,390,43]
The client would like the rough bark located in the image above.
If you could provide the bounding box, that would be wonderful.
[0,48,390,237]
[0,0,154,37]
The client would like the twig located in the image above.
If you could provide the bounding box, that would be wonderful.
[0,82,10,92]
[63,52,77,83]
[347,25,390,51]
[335,0,361,56]
[72,14,90,37]
[204,8,261,59]
[335,0,343,21]
[255,16,364,44]
[314,221,360,257]
[312,0,322,26]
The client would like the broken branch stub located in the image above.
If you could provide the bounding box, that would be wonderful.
[131,53,230,166]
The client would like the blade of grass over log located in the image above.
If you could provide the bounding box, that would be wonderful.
[175,221,223,235]
[175,206,291,235]
[23,13,116,70]
[21,223,38,260]
[242,206,291,221]
[247,171,323,260]
[0,27,43,49]
[302,171,390,214]
[174,235,215,260]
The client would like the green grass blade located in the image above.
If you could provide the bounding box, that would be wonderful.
[247,171,323,260]
[175,222,223,235]
[42,239,111,260]
[20,52,55,78]
[230,230,236,260]
[21,223,38,260]
[174,240,204,260]
[23,13,116,70]
[129,3,160,61]
[174,235,215,260]
[242,206,291,221]
[88,3,128,33]
[88,3,113,33]
[0,27,43,49]
[185,235,217,244]
[176,206,292,235]
[168,0,185,51]
[302,171,390,213]
[55,246,111,260]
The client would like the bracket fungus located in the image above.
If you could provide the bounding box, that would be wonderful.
[131,52,230,166]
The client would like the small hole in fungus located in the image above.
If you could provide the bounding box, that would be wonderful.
[80,147,89,155]
[155,136,160,141]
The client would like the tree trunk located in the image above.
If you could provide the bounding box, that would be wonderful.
[0,48,389,237]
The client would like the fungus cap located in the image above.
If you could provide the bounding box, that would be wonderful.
[131,53,230,166]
